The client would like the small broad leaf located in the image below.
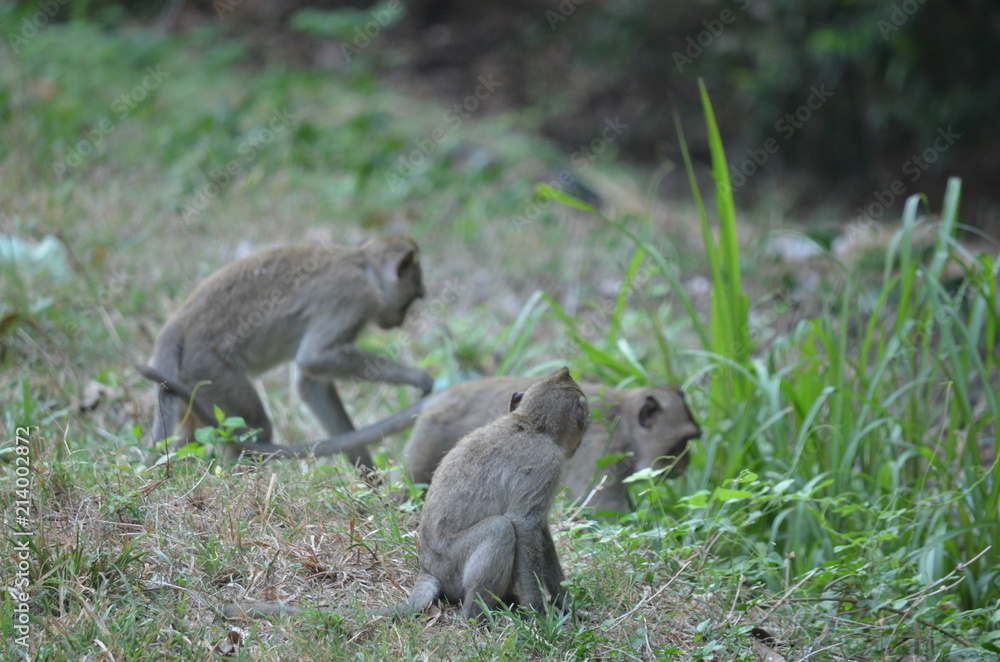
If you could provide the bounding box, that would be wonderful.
[681,490,710,508]
[175,441,208,459]
[622,466,667,484]
[595,452,631,470]
[221,416,247,429]
[713,487,753,502]
[772,479,795,494]
[194,426,215,444]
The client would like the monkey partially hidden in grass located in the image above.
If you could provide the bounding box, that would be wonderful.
[380,368,590,619]
[137,234,433,470]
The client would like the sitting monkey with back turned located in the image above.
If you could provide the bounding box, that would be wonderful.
[137,234,433,469]
[380,368,589,619]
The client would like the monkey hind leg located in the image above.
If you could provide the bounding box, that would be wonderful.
[458,516,517,620]
[378,572,441,618]
[297,375,374,470]
[150,388,179,447]
[186,371,273,460]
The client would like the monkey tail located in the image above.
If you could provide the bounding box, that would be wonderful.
[377,572,441,619]
[135,362,217,429]
[231,399,427,459]
[221,601,305,619]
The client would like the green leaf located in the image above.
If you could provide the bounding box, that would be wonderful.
[595,452,631,470]
[712,487,753,502]
[535,184,599,213]
[194,427,215,444]
[681,491,710,508]
[622,466,667,483]
[221,416,248,430]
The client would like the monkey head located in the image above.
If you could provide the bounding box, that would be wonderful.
[508,368,590,458]
[626,386,700,477]
[363,234,425,329]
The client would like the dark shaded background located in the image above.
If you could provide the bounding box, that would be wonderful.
[20,0,1000,235]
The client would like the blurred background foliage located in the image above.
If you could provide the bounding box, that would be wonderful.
[4,0,998,234]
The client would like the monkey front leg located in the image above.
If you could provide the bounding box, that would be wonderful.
[297,344,433,394]
[509,524,551,613]
[539,526,570,610]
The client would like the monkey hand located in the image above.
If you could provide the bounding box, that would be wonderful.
[415,369,434,395]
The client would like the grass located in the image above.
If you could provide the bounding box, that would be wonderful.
[2,13,999,661]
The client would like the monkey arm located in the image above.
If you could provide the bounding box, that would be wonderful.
[539,526,569,608]
[296,344,434,394]
[230,399,426,459]
[506,521,551,612]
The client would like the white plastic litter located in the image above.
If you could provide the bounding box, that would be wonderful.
[0,234,72,282]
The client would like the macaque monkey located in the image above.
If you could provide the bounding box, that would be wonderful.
[380,368,589,619]
[137,234,433,469]
[398,377,700,513]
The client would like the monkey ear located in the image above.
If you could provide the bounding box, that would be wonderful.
[395,249,417,280]
[638,395,661,428]
[573,396,587,429]
[509,391,524,412]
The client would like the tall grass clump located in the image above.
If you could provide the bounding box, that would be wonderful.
[541,81,999,620]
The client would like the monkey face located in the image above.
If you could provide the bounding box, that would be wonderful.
[631,387,700,477]
[372,236,425,329]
